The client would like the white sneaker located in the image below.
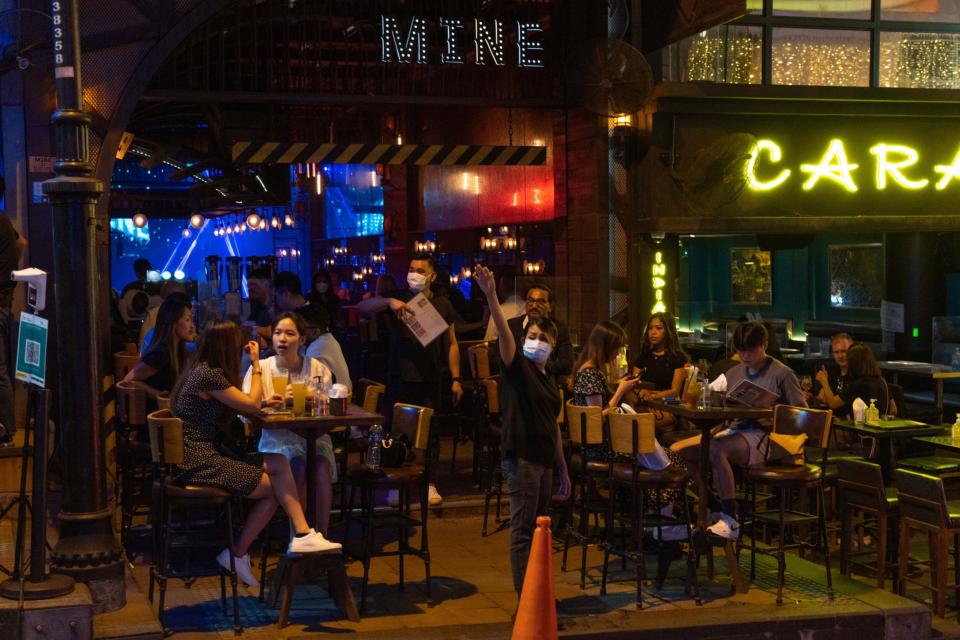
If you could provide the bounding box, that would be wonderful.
[428,484,443,506]
[706,513,740,541]
[216,548,259,588]
[288,528,342,554]
[387,489,400,507]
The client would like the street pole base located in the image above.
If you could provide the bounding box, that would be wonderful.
[0,573,75,600]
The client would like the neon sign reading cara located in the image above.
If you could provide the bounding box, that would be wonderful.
[380,16,544,68]
[746,138,960,192]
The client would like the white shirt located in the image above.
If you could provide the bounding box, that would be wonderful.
[484,294,526,341]
[305,332,352,391]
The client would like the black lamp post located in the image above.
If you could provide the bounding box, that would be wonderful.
[42,0,124,610]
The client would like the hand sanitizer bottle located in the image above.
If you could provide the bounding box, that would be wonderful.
[866,399,880,424]
[953,414,960,441]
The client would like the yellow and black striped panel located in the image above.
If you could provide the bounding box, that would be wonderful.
[231,142,548,166]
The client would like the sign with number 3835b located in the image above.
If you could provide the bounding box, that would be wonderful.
[15,312,48,388]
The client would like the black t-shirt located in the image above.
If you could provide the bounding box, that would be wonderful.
[248,300,273,327]
[634,352,687,391]
[386,291,457,382]
[839,376,890,418]
[141,344,174,393]
[817,362,847,395]
[500,350,561,468]
[0,214,20,307]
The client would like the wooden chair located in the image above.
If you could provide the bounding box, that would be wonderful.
[115,381,152,559]
[896,468,960,618]
[155,392,171,411]
[478,377,507,536]
[838,459,899,590]
[744,405,834,605]
[343,403,434,613]
[450,342,491,478]
[601,411,697,607]
[562,400,609,589]
[114,351,139,381]
[146,409,242,635]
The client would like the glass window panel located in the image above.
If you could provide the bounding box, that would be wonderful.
[829,244,884,309]
[882,0,960,22]
[323,164,384,239]
[774,0,872,19]
[879,32,960,88]
[771,28,870,86]
[661,26,762,84]
[746,0,762,13]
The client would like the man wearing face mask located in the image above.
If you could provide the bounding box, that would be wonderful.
[357,255,463,506]
[493,283,573,388]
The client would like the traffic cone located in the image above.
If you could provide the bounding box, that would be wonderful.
[512,515,558,640]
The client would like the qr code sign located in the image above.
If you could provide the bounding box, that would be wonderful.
[24,339,41,367]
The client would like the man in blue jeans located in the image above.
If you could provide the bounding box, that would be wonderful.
[0,211,26,445]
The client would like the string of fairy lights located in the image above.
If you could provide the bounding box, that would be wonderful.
[682,30,960,89]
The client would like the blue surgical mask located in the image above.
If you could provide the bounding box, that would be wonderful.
[523,338,552,365]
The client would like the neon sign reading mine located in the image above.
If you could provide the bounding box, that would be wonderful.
[746,139,960,192]
[380,16,544,68]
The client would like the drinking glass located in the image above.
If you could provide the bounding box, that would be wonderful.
[272,368,289,403]
[800,375,813,392]
[290,372,308,415]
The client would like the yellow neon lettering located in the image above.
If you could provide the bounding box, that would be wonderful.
[934,147,960,191]
[869,143,928,190]
[652,263,666,276]
[654,251,662,262]
[652,301,666,313]
[652,276,665,288]
[746,139,791,191]
[655,290,663,300]
[800,139,859,192]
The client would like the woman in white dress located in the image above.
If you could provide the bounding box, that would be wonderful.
[243,312,337,535]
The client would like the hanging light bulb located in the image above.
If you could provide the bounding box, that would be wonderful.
[132,212,148,228]
[258,218,267,231]
[246,212,261,229]
[284,214,294,227]
[272,217,280,229]
[226,224,234,235]
[182,228,191,239]
[189,213,204,229]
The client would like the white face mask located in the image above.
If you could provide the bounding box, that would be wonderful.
[407,272,428,293]
[315,282,329,294]
[523,338,552,365]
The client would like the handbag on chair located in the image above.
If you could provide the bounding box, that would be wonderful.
[758,432,807,466]
[379,433,415,467]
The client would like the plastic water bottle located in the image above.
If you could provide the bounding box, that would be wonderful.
[365,424,383,470]
[697,373,710,410]
[952,414,960,442]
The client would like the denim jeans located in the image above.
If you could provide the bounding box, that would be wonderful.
[502,454,553,595]
[0,306,14,437]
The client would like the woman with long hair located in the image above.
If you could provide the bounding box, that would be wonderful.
[242,312,337,535]
[474,264,570,599]
[572,320,636,411]
[171,322,339,589]
[307,268,341,320]
[632,312,687,400]
[817,342,896,418]
[124,294,194,398]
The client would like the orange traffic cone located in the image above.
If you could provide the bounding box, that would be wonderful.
[512,515,558,640]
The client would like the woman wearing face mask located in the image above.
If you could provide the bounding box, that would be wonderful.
[307,269,341,323]
[474,265,571,600]
[242,312,339,538]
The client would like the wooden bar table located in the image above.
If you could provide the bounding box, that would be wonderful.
[246,403,384,626]
[832,418,944,483]
[248,403,385,526]
[878,361,960,424]
[647,400,773,593]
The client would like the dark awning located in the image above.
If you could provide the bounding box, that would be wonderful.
[642,0,747,53]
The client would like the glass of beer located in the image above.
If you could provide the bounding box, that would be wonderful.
[290,372,308,415]
[272,368,289,404]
